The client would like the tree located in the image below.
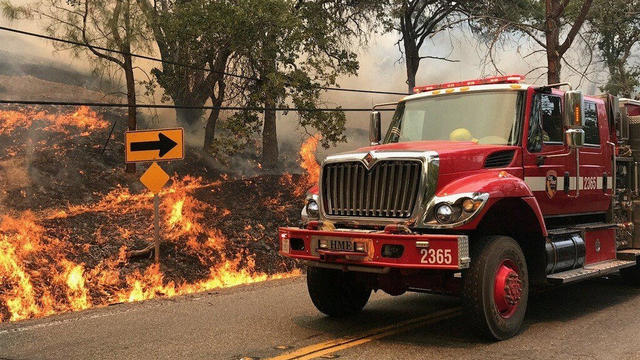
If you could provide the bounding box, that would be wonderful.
[382,0,466,93]
[470,0,594,84]
[135,0,236,134]
[588,0,640,96]
[234,0,378,169]
[2,0,152,172]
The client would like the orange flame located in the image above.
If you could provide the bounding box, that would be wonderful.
[297,134,321,195]
[0,106,108,136]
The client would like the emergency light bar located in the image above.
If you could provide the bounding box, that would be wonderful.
[413,74,526,94]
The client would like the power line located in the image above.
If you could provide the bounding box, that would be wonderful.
[0,99,396,111]
[0,26,409,96]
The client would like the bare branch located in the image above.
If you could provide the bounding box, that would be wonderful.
[559,0,594,56]
[524,66,548,77]
[418,55,460,62]
[81,0,123,67]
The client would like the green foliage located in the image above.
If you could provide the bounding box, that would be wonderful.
[136,0,372,159]
[0,1,22,19]
[209,111,263,162]
[468,0,595,83]
[468,0,595,40]
[588,0,640,96]
[601,70,640,97]
[467,0,544,38]
[209,0,373,157]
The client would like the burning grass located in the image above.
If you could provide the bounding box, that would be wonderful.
[0,106,312,322]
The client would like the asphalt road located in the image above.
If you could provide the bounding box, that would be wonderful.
[2,274,640,360]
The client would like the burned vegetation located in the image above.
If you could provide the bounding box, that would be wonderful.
[0,105,320,322]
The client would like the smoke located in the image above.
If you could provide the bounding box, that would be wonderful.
[285,26,609,163]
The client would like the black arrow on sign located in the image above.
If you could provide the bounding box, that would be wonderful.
[130,133,178,157]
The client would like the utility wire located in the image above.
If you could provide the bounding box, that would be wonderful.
[0,99,396,111]
[0,26,409,96]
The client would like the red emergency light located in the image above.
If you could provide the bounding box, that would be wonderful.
[413,74,526,94]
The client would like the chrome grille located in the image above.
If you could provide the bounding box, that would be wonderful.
[322,160,422,218]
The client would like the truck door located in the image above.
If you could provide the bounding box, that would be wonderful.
[578,100,612,213]
[524,91,612,217]
[523,90,569,216]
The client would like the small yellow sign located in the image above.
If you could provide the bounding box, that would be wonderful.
[140,162,170,194]
[125,128,184,163]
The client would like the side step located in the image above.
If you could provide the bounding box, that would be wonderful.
[547,259,636,284]
[617,249,640,261]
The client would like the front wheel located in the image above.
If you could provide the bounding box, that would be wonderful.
[462,236,529,340]
[307,266,371,317]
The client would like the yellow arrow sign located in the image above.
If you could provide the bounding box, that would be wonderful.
[140,162,170,194]
[125,128,184,163]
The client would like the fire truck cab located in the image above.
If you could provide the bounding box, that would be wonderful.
[278,75,640,340]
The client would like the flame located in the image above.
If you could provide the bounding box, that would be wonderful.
[61,261,91,311]
[0,106,108,136]
[297,134,321,195]
[0,107,301,322]
[0,178,300,322]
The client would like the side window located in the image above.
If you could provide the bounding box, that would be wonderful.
[399,110,425,142]
[527,94,543,152]
[584,101,600,145]
[541,95,563,143]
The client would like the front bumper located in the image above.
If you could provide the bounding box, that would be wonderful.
[278,227,470,271]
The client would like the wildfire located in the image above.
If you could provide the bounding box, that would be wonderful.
[0,177,300,322]
[0,106,301,323]
[297,134,321,194]
[0,106,108,136]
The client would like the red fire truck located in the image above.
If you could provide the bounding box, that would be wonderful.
[278,75,640,339]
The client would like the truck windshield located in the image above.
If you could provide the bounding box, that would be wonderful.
[384,91,524,146]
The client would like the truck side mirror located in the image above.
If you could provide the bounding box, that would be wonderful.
[370,111,382,145]
[565,128,585,148]
[564,90,585,127]
[565,127,585,198]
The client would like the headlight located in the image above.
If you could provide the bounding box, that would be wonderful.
[425,192,489,228]
[435,203,456,224]
[306,200,319,217]
[301,193,320,223]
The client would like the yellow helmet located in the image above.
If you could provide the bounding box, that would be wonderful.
[449,128,476,142]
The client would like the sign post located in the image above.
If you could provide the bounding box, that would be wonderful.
[139,162,171,263]
[125,128,183,263]
[154,194,160,264]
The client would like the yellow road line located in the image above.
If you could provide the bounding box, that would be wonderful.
[267,306,463,360]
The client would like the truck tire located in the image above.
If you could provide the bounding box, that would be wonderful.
[620,264,640,286]
[306,266,371,317]
[462,235,529,340]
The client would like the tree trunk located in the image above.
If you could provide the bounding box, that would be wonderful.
[175,106,205,127]
[546,49,561,85]
[261,52,279,170]
[404,41,420,94]
[545,0,562,84]
[401,10,419,94]
[262,94,278,169]
[124,52,137,173]
[204,81,226,151]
